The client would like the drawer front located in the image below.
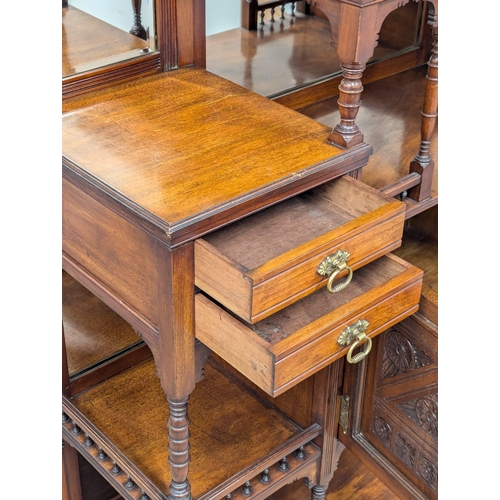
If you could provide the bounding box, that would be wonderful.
[195,175,405,324]
[195,254,423,397]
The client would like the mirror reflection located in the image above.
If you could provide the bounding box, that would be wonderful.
[62,0,156,79]
[206,1,423,99]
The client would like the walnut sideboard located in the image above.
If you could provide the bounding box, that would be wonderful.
[62,67,424,500]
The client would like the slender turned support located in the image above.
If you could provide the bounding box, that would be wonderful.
[311,485,328,500]
[156,242,196,500]
[130,0,147,40]
[328,64,365,149]
[168,399,192,500]
[408,17,438,202]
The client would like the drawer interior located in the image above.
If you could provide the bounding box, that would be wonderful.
[202,176,398,271]
[196,176,405,324]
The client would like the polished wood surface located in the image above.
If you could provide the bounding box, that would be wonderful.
[62,6,149,78]
[394,227,438,293]
[63,67,372,247]
[268,446,399,499]
[299,66,438,202]
[196,175,405,323]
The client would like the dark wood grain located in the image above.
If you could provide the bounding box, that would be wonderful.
[63,442,83,500]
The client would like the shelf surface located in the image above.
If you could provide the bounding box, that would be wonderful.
[67,359,307,498]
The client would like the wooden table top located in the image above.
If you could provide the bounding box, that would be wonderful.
[62,5,149,78]
[63,68,371,246]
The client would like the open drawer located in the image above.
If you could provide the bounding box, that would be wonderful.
[195,175,405,324]
[195,254,423,397]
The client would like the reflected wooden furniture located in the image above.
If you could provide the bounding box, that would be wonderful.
[62,6,150,78]
[242,0,305,30]
[62,1,437,498]
[297,0,438,212]
[295,57,438,500]
[62,0,206,98]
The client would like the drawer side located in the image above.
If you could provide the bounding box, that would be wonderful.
[195,294,274,395]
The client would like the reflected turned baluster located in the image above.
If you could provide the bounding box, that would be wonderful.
[408,13,438,202]
[130,0,147,40]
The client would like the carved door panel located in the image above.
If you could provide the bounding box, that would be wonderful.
[340,312,438,500]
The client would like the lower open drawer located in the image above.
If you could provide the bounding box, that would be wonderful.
[196,254,423,397]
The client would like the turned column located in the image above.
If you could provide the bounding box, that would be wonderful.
[329,63,365,149]
[408,10,438,202]
[156,242,197,500]
[308,0,435,150]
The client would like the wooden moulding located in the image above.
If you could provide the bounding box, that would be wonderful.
[195,175,405,324]
[195,254,423,397]
[62,359,321,500]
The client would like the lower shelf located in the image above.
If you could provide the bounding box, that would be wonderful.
[63,358,321,500]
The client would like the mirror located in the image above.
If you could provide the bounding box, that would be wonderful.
[205,1,425,100]
[62,0,156,79]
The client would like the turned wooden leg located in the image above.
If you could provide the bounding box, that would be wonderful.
[328,63,365,149]
[408,19,438,202]
[311,485,328,500]
[156,242,197,500]
[167,398,192,500]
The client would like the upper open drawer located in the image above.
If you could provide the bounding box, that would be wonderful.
[195,176,405,324]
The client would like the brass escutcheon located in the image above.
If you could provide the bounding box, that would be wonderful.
[338,319,372,364]
[317,249,353,293]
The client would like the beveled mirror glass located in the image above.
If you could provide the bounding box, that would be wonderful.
[62,0,156,79]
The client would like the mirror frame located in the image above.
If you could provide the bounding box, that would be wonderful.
[62,0,206,99]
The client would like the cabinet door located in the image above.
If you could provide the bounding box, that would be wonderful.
[339,306,438,500]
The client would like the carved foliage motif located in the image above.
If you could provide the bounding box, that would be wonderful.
[370,414,438,490]
[381,330,433,379]
[398,394,438,439]
[394,433,416,468]
[417,456,438,490]
[373,415,392,443]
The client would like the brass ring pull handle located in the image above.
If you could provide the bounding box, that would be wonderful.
[338,319,372,364]
[317,250,353,294]
[327,266,353,293]
[346,334,372,364]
